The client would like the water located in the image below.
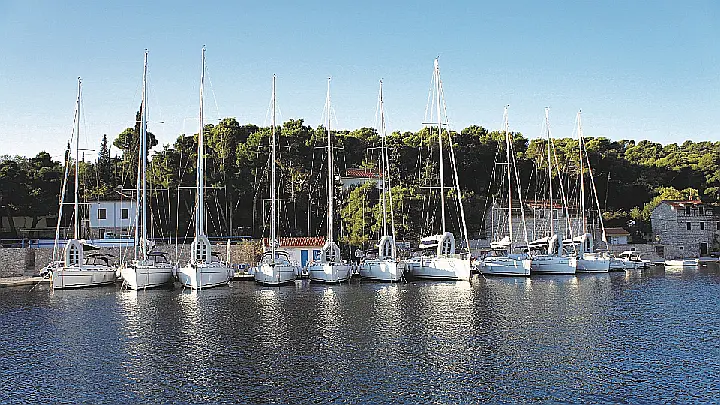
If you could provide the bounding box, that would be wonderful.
[2,266,720,404]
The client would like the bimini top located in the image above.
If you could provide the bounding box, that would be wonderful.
[419,235,444,249]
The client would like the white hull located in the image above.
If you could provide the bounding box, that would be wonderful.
[178,262,231,289]
[120,262,175,290]
[408,255,471,281]
[307,262,352,283]
[52,265,116,289]
[254,263,297,286]
[481,257,531,277]
[664,259,699,268]
[611,259,645,270]
[359,259,405,282]
[576,254,610,273]
[530,255,577,275]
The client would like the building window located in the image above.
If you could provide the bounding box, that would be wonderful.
[121,208,129,220]
[686,222,691,231]
[707,208,714,216]
[701,222,705,230]
[699,206,704,215]
[717,222,720,231]
[685,206,691,215]
[98,208,107,220]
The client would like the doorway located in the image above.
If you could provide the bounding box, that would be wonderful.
[700,242,708,256]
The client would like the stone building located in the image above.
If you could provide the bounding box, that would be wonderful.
[650,200,719,258]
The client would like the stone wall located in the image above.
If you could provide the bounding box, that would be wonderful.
[607,244,663,261]
[0,248,36,277]
[0,240,264,278]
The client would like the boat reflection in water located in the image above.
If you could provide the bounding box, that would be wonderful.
[5,266,720,403]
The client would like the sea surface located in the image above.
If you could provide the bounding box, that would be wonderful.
[1,266,720,404]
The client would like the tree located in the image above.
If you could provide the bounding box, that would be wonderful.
[113,107,158,187]
[340,182,377,247]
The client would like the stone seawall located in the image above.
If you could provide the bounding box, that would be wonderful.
[0,248,36,277]
[0,240,263,278]
[607,244,663,261]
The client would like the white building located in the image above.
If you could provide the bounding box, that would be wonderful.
[340,168,382,190]
[88,200,137,239]
[264,236,325,267]
[604,227,630,245]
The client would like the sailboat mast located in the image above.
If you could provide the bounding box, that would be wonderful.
[379,80,388,237]
[577,110,587,235]
[326,77,333,245]
[271,74,277,262]
[74,78,81,240]
[545,107,554,237]
[434,59,446,233]
[196,46,206,238]
[140,49,149,260]
[504,106,513,251]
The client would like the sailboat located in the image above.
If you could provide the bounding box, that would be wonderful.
[407,59,471,281]
[306,78,353,283]
[482,106,532,277]
[50,78,117,289]
[359,80,406,282]
[529,108,577,275]
[254,75,298,286]
[120,50,175,289]
[573,111,611,273]
[177,47,232,289]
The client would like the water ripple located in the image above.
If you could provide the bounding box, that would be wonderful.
[0,266,719,403]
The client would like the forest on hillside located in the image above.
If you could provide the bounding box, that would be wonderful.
[1,113,716,248]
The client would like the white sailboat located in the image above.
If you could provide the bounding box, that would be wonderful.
[178,47,232,289]
[120,50,175,289]
[573,111,611,273]
[50,78,117,289]
[530,108,577,275]
[407,59,471,281]
[359,80,406,282]
[254,75,298,286]
[307,78,353,283]
[482,106,531,277]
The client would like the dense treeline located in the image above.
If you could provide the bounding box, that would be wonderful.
[2,114,719,247]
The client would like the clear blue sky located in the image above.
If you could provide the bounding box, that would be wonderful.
[1,0,718,160]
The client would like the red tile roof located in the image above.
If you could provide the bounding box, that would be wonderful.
[664,200,703,208]
[525,199,565,209]
[263,236,325,247]
[604,227,630,236]
[344,168,382,179]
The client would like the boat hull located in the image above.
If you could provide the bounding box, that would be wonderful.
[52,266,117,289]
[359,259,405,282]
[254,263,297,286]
[577,254,610,273]
[178,262,231,289]
[664,259,699,268]
[120,262,175,290]
[481,257,531,277]
[307,262,352,283]
[408,255,471,281]
[530,255,577,275]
